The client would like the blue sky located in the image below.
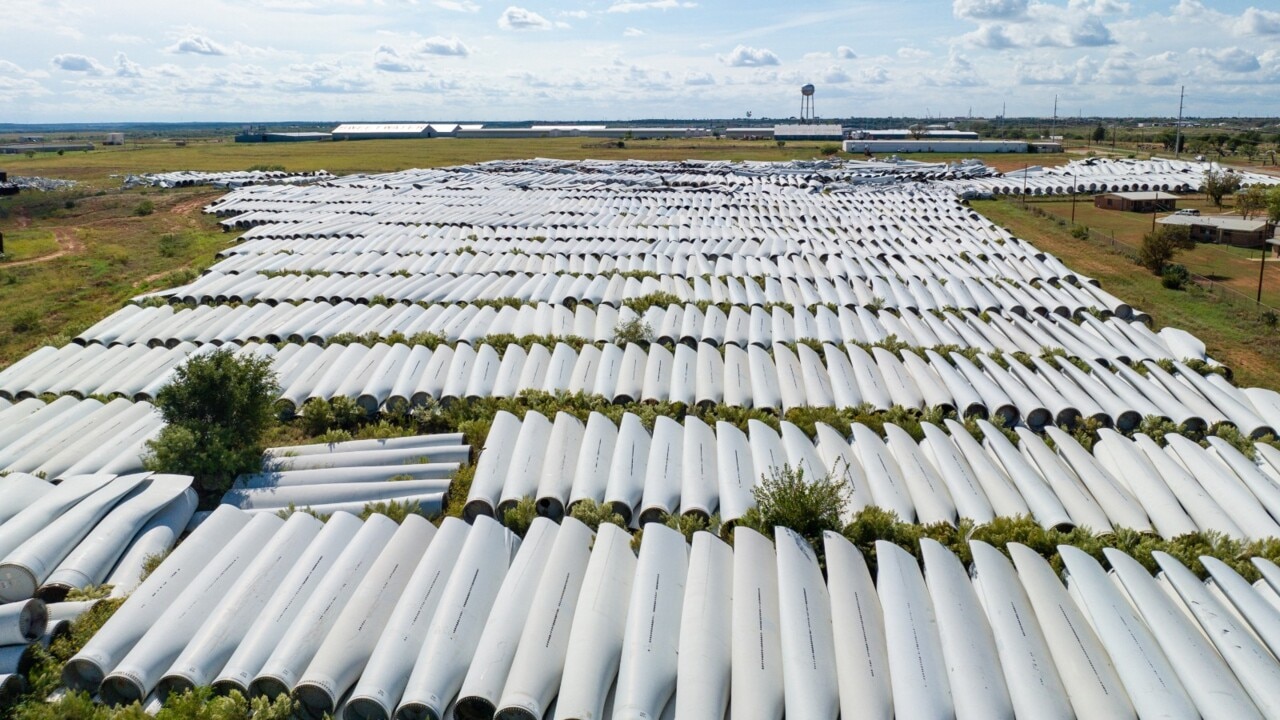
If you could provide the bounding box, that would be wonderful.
[1,0,1277,122]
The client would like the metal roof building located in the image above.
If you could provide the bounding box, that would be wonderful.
[844,139,1033,154]
[1158,214,1274,247]
[1094,191,1180,213]
[773,124,844,142]
[331,124,432,141]
[725,127,776,140]
[853,129,981,141]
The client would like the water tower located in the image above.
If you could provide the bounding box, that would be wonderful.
[800,84,815,124]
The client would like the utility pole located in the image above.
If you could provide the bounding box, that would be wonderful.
[1174,85,1185,159]
[1050,94,1058,140]
[1259,244,1268,304]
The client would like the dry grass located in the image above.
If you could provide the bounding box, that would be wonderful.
[1021,196,1280,308]
[0,186,229,367]
[2,137,831,187]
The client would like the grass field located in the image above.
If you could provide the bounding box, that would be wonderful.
[1,136,1066,187]
[1017,195,1280,308]
[1,228,60,261]
[973,199,1280,390]
[0,186,231,367]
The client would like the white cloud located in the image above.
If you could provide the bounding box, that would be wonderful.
[1193,46,1261,73]
[719,44,780,67]
[836,45,856,59]
[152,64,185,78]
[923,50,985,86]
[561,10,589,18]
[277,61,372,93]
[1016,59,1090,84]
[166,35,228,56]
[1066,0,1129,14]
[624,27,645,37]
[953,0,1026,21]
[499,6,554,30]
[0,60,27,75]
[415,36,471,56]
[115,52,143,78]
[1056,16,1114,46]
[860,66,889,83]
[1173,0,1206,17]
[683,71,715,85]
[897,47,931,60]
[607,0,696,12]
[822,65,851,83]
[373,45,421,72]
[965,14,1113,48]
[50,53,106,75]
[964,23,1017,48]
[433,0,479,10]
[1237,7,1280,35]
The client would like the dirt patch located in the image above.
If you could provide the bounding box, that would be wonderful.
[170,196,213,215]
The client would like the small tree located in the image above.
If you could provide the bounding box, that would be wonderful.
[1267,186,1280,225]
[738,464,849,553]
[1092,124,1107,143]
[144,349,279,504]
[1202,169,1242,207]
[1238,185,1268,220]
[1138,224,1194,275]
[613,317,653,345]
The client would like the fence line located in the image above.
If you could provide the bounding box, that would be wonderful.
[1010,198,1280,318]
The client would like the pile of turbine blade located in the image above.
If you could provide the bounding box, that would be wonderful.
[55,504,1280,719]
[3,157,1280,717]
[221,433,471,517]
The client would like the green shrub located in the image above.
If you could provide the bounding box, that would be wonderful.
[360,499,423,522]
[468,296,525,310]
[444,463,476,518]
[299,396,366,436]
[503,496,538,536]
[11,309,41,334]
[98,244,130,266]
[274,503,330,522]
[819,144,840,156]
[736,464,849,554]
[618,270,660,281]
[623,292,682,315]
[613,317,654,345]
[157,233,191,258]
[132,200,155,216]
[568,498,627,531]
[143,350,279,505]
[138,550,171,583]
[1161,263,1190,290]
